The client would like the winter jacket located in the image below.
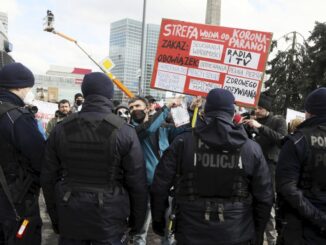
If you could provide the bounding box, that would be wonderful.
[41,95,148,240]
[132,105,183,185]
[0,88,44,236]
[276,115,326,244]
[256,113,287,163]
[151,111,273,245]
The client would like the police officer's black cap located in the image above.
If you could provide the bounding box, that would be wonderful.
[81,72,114,100]
[204,88,235,116]
[305,87,326,116]
[0,63,34,88]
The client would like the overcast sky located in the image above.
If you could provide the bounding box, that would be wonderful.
[1,0,325,74]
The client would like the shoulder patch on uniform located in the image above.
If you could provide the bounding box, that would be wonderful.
[286,131,305,145]
[0,102,20,118]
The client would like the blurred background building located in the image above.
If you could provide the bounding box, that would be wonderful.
[109,18,165,102]
[34,65,91,103]
[0,11,14,69]
[205,0,221,25]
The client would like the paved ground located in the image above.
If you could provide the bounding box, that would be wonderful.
[40,194,59,245]
[40,193,161,245]
[39,195,268,245]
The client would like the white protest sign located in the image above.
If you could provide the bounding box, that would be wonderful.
[33,100,58,128]
[286,108,305,124]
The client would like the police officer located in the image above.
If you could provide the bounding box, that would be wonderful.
[0,63,45,244]
[151,88,273,245]
[276,87,326,245]
[41,72,148,245]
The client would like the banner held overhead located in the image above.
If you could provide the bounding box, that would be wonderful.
[150,19,273,107]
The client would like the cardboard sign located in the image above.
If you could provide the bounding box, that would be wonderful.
[286,108,305,124]
[150,19,273,107]
[33,100,58,128]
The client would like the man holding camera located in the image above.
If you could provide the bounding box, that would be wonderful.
[244,93,287,245]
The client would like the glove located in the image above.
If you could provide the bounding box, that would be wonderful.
[152,220,165,237]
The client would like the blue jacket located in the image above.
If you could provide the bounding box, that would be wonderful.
[133,106,183,185]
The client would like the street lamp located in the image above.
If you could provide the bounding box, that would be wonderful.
[139,0,147,96]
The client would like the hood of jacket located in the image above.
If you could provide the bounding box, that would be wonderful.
[80,94,114,114]
[0,88,25,107]
[195,110,248,150]
[298,114,326,129]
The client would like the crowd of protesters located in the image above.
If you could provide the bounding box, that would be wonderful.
[1,62,326,245]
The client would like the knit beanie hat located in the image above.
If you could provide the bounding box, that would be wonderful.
[304,87,326,116]
[81,72,114,99]
[258,93,272,111]
[0,63,35,88]
[204,88,235,116]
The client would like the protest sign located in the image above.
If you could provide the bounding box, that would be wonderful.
[150,19,273,107]
[286,108,305,124]
[33,100,58,128]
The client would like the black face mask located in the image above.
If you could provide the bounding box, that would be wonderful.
[131,110,146,124]
[76,100,83,106]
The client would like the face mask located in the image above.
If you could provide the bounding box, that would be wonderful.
[23,90,35,105]
[76,99,83,106]
[131,110,146,124]
[117,108,130,122]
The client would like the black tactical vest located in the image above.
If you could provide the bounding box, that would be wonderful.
[0,101,34,201]
[60,113,124,192]
[176,134,249,202]
[299,125,326,191]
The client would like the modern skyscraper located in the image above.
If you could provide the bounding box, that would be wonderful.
[109,18,164,101]
[0,12,14,69]
[205,0,221,25]
[0,12,8,34]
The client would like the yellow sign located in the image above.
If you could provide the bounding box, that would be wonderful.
[100,57,115,71]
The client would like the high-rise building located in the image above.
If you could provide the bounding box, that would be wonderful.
[143,23,161,99]
[0,12,8,34]
[109,18,164,101]
[0,12,14,69]
[205,0,221,25]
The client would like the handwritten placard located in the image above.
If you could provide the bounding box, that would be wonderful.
[150,19,273,107]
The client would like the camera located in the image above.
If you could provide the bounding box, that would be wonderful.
[43,10,55,32]
[240,112,251,120]
[240,112,259,140]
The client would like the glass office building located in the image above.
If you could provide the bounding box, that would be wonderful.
[109,18,165,101]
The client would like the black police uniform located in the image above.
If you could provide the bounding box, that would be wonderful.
[151,111,273,245]
[0,89,45,245]
[41,95,148,244]
[276,115,326,245]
